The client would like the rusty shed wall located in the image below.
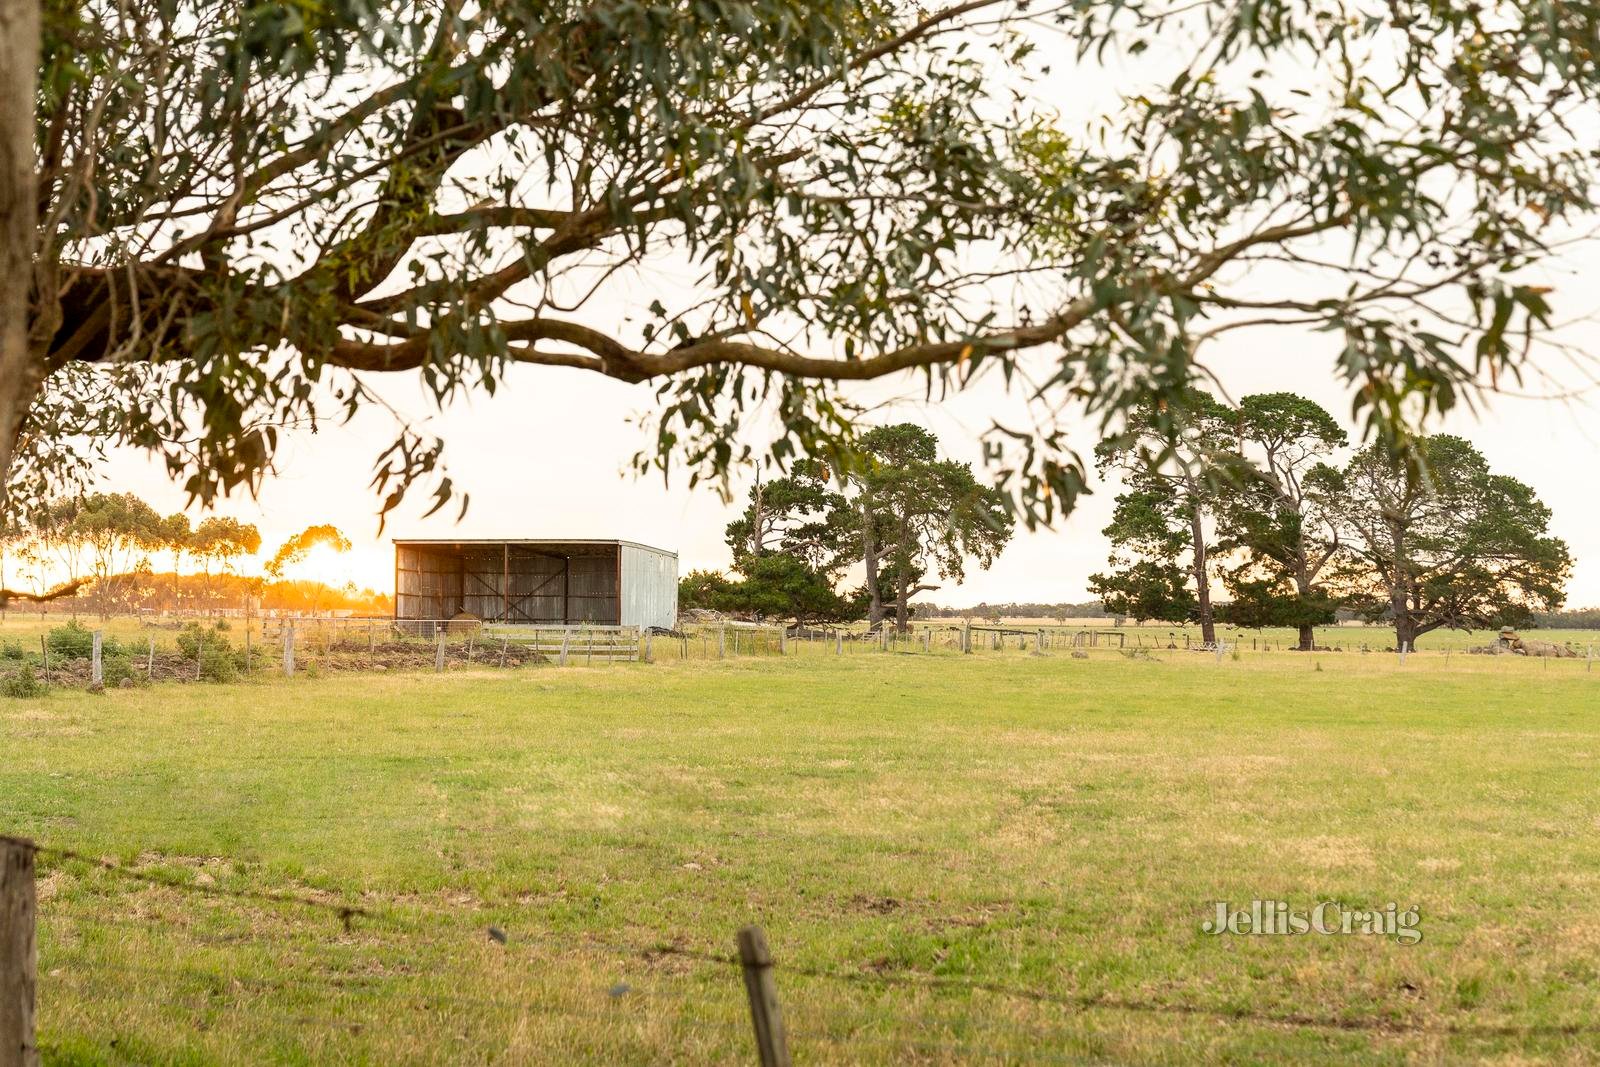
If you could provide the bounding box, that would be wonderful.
[395,544,463,619]
[395,542,623,624]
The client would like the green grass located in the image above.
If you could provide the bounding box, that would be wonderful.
[5,650,1600,1064]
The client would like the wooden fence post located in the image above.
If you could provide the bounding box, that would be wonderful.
[560,630,570,667]
[644,629,653,663]
[283,623,295,677]
[147,637,156,681]
[1,836,38,1067]
[778,627,786,656]
[242,630,250,675]
[835,631,842,656]
[37,639,46,685]
[736,926,790,1067]
[90,630,103,687]
[718,626,726,659]
[435,632,446,673]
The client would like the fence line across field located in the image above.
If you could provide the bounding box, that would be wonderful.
[24,616,1600,694]
[8,832,1600,1067]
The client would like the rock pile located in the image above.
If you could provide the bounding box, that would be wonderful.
[1469,628,1579,658]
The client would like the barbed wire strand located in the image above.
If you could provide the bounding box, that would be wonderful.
[5,835,370,929]
[20,835,1600,1041]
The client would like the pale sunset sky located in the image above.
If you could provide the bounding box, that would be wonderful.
[94,323,1600,607]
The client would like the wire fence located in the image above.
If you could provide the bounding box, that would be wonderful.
[4,833,1595,1066]
[0,613,1594,695]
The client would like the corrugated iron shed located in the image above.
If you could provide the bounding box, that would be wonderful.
[393,539,678,629]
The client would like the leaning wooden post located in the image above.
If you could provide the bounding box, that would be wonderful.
[37,639,46,685]
[90,630,103,687]
[736,926,790,1067]
[1,836,39,1067]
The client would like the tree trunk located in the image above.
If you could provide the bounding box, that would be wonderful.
[893,517,910,632]
[1387,519,1414,651]
[0,0,42,498]
[1297,623,1315,652]
[1187,501,1215,646]
[1294,573,1315,651]
[1391,586,1416,652]
[861,504,884,629]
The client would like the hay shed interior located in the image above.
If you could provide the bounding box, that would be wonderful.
[393,539,678,629]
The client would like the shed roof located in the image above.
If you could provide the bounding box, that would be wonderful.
[392,538,677,558]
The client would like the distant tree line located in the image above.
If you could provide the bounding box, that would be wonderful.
[682,404,1572,648]
[680,425,1014,631]
[0,493,382,616]
[913,601,1108,621]
[1530,608,1600,630]
[1089,392,1571,651]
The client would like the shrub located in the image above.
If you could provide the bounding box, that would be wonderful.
[0,639,24,661]
[46,621,124,661]
[1,666,46,698]
[198,649,238,683]
[176,623,231,659]
[47,620,96,659]
[102,654,144,688]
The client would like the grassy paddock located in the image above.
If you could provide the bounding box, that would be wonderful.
[5,650,1600,1064]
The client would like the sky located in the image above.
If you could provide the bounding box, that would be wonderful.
[93,314,1600,608]
[77,12,1600,607]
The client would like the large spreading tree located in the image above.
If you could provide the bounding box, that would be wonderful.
[843,424,1013,631]
[1330,435,1571,650]
[0,1,1593,522]
[1214,393,1347,651]
[704,460,858,624]
[1090,393,1236,645]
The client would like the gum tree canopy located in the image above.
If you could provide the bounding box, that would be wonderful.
[4,0,1597,519]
